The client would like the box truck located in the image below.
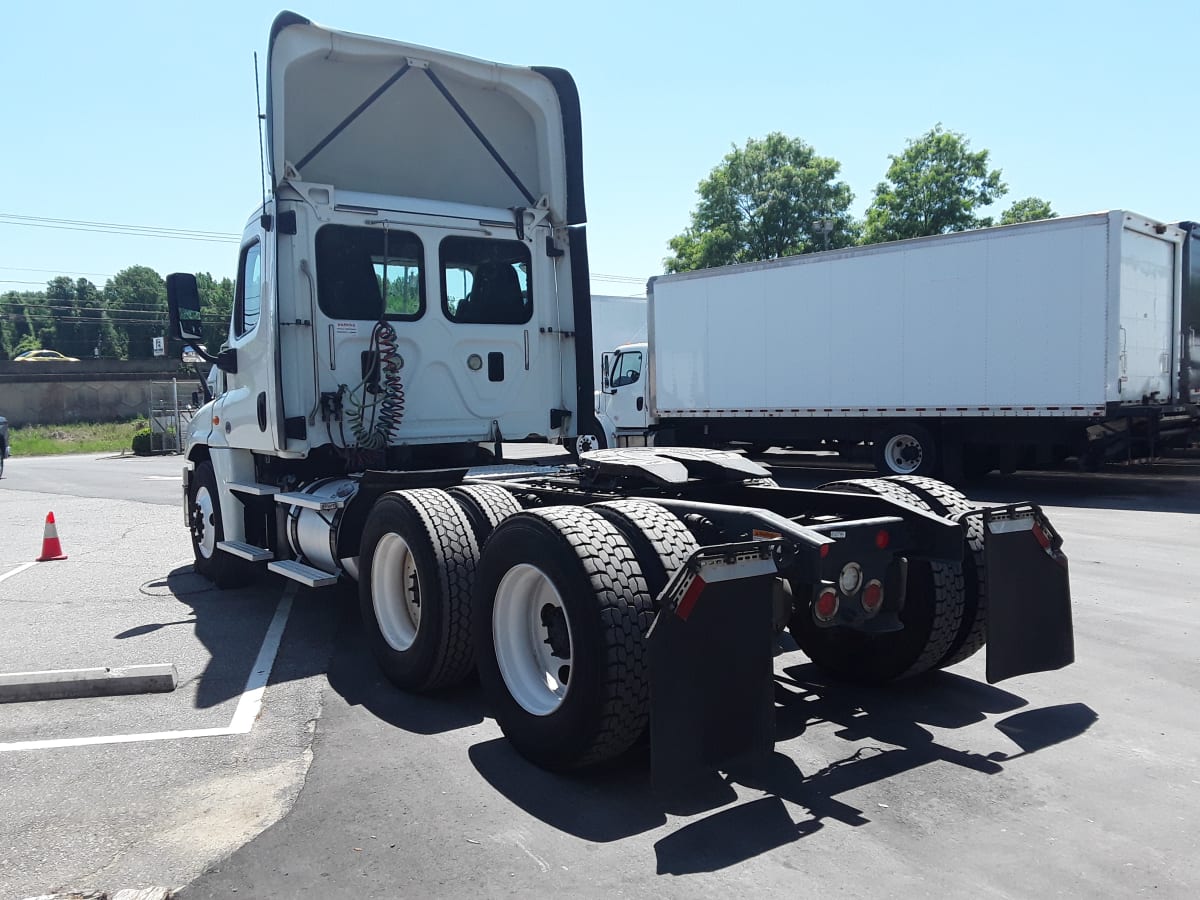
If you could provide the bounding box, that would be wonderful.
[597,212,1199,476]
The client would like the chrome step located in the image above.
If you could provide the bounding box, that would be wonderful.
[228,481,280,496]
[268,559,339,587]
[217,540,272,562]
[275,491,345,511]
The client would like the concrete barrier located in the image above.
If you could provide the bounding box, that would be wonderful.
[0,664,179,703]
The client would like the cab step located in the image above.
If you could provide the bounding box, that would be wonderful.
[227,481,280,496]
[217,540,273,562]
[268,559,339,587]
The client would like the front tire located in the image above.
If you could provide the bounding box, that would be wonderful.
[474,506,654,770]
[188,461,253,588]
[358,488,479,691]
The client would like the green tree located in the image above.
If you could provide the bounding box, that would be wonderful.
[105,265,165,359]
[665,132,857,273]
[1000,196,1057,225]
[863,125,1007,244]
[196,272,235,346]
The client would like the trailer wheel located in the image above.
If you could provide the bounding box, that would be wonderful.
[874,423,938,476]
[883,475,987,667]
[448,483,523,549]
[790,478,964,682]
[358,488,479,692]
[591,499,699,603]
[188,461,253,589]
[474,506,654,770]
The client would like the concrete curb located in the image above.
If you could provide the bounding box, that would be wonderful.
[22,888,172,900]
[0,664,178,704]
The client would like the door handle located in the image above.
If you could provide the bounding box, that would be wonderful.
[637,397,644,411]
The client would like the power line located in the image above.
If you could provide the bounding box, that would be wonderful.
[0,213,239,241]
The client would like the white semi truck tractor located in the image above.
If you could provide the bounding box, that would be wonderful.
[167,11,1075,784]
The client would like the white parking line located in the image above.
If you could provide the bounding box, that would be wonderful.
[0,562,37,585]
[0,587,296,752]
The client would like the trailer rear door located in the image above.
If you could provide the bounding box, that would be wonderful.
[1117,216,1182,402]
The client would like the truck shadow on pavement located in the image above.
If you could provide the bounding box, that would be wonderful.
[112,566,344,709]
[326,604,488,734]
[470,663,1097,876]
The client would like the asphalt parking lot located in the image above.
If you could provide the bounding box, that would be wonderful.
[2,451,1198,898]
[0,456,341,898]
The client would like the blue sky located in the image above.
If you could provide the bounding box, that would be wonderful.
[2,0,1196,297]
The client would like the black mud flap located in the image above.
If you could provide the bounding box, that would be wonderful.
[648,542,781,792]
[975,504,1074,684]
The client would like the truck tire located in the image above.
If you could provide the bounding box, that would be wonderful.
[358,488,479,692]
[790,478,964,683]
[188,460,253,589]
[882,475,987,668]
[874,423,938,476]
[473,506,654,770]
[447,483,522,549]
[591,499,699,603]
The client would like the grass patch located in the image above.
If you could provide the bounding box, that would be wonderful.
[8,419,148,456]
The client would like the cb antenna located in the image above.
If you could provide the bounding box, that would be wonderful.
[254,52,268,222]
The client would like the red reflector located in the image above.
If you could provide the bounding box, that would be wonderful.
[814,588,839,621]
[875,529,890,550]
[862,580,883,614]
[675,575,707,621]
[819,543,831,559]
[1033,522,1051,550]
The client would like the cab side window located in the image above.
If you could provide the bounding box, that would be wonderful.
[611,351,642,387]
[234,242,262,338]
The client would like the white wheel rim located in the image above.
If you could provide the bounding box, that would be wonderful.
[372,532,422,652]
[575,434,599,454]
[193,486,217,559]
[884,434,924,474]
[493,563,573,716]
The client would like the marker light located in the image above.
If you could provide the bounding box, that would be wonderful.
[814,587,839,622]
[838,562,863,595]
[862,579,884,614]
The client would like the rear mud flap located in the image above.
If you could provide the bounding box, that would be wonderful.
[648,542,781,791]
[977,505,1074,684]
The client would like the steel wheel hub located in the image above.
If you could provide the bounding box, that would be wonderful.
[372,532,422,652]
[493,563,573,716]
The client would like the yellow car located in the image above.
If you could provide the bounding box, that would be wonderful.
[12,349,80,362]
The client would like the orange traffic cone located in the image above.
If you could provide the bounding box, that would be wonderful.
[37,511,68,562]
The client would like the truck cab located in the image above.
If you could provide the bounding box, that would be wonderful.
[596,341,652,446]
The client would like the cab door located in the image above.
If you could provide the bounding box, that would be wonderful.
[606,348,649,430]
[215,218,284,453]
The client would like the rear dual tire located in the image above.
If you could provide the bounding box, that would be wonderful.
[473,506,657,770]
[358,488,479,692]
[791,478,965,683]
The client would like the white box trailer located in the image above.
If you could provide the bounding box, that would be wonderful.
[598,211,1199,476]
[590,294,646,387]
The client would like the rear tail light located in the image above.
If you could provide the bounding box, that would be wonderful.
[875,529,890,549]
[814,587,839,622]
[861,579,883,614]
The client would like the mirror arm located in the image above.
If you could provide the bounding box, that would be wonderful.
[188,343,237,374]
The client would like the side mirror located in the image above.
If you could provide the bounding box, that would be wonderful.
[601,352,614,392]
[166,273,203,343]
[167,273,232,371]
